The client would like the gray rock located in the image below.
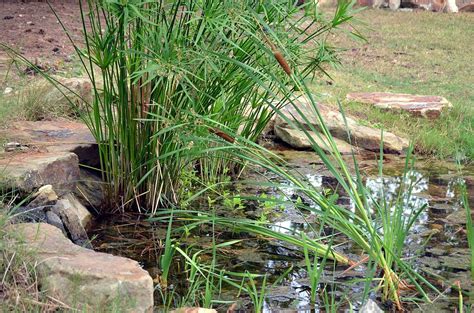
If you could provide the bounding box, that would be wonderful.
[274,125,357,154]
[274,98,408,154]
[360,299,383,313]
[7,223,154,313]
[45,210,66,234]
[59,193,93,229]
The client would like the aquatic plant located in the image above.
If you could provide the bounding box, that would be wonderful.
[21,0,357,212]
[186,48,437,309]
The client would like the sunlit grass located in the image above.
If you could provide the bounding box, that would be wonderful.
[313,10,474,159]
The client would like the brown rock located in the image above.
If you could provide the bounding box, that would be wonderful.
[0,152,80,195]
[0,120,97,167]
[8,223,154,313]
[346,92,452,119]
[459,3,474,11]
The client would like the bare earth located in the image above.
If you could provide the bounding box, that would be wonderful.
[0,1,85,71]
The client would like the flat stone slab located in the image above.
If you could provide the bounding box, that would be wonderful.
[0,152,80,194]
[274,125,358,154]
[275,98,408,154]
[0,120,97,165]
[346,92,452,119]
[8,223,154,312]
[0,121,98,194]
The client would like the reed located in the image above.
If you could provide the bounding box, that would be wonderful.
[36,0,355,212]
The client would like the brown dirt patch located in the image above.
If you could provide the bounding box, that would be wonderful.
[0,1,86,71]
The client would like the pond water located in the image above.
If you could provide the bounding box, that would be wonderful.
[89,150,473,312]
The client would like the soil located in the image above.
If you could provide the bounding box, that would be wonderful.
[0,1,86,72]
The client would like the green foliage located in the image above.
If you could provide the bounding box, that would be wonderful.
[51,0,357,211]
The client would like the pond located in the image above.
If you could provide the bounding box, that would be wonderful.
[89,149,473,312]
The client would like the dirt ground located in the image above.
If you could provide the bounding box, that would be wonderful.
[0,1,86,72]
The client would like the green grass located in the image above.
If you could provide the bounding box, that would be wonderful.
[313,10,474,159]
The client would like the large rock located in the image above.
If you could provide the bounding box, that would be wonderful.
[0,152,80,195]
[346,92,452,119]
[8,223,154,312]
[0,120,97,166]
[274,125,357,154]
[0,120,99,195]
[459,3,474,11]
[274,99,408,154]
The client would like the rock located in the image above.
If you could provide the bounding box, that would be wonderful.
[60,193,93,229]
[346,92,452,119]
[3,142,28,152]
[360,299,383,313]
[446,209,468,225]
[444,0,458,12]
[274,99,408,154]
[8,223,154,313]
[170,308,217,313]
[459,3,474,11]
[30,184,58,206]
[45,210,67,234]
[52,200,92,248]
[3,87,12,94]
[389,0,401,10]
[0,120,97,167]
[74,169,106,211]
[274,125,357,154]
[0,152,80,195]
[27,76,98,113]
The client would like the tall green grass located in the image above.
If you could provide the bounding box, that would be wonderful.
[188,51,437,308]
[44,0,358,212]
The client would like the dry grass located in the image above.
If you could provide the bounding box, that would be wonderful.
[314,9,474,159]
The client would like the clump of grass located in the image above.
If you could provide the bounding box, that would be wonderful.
[25,0,359,212]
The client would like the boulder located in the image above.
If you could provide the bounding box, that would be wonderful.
[0,120,97,167]
[274,125,357,154]
[274,99,408,154]
[0,152,80,195]
[8,223,154,313]
[346,92,452,119]
[389,0,401,10]
[459,3,474,11]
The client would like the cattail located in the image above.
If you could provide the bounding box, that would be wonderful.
[209,128,235,143]
[260,24,292,76]
[273,50,292,76]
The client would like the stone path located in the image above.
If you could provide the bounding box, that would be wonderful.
[346,92,452,119]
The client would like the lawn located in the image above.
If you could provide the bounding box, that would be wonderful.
[314,9,474,160]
